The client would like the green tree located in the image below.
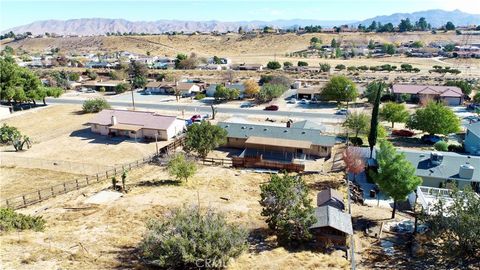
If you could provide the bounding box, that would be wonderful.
[321,75,358,105]
[184,121,227,158]
[383,43,396,55]
[444,80,472,96]
[259,174,316,244]
[368,82,383,158]
[368,39,375,49]
[283,61,293,68]
[129,61,148,89]
[297,61,308,67]
[445,21,455,31]
[140,206,247,269]
[398,18,414,32]
[0,124,31,152]
[82,98,111,113]
[167,153,197,183]
[115,83,129,94]
[444,43,455,52]
[407,102,461,135]
[174,53,188,69]
[420,188,480,258]
[331,38,338,48]
[310,37,320,46]
[68,73,80,81]
[380,102,410,128]
[374,140,422,218]
[343,112,370,139]
[473,92,480,104]
[364,81,388,104]
[266,61,281,70]
[257,83,288,103]
[415,17,429,31]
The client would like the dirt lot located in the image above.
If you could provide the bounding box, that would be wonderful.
[0,105,168,173]
[0,164,352,270]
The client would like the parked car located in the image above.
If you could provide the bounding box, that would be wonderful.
[264,105,279,111]
[240,102,253,108]
[190,114,202,122]
[467,104,480,111]
[287,98,297,104]
[143,90,152,95]
[86,89,96,93]
[335,109,349,115]
[421,134,442,144]
[392,129,415,137]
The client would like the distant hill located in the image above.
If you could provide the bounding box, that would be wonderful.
[357,9,480,28]
[2,9,479,36]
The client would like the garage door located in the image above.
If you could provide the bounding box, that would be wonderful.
[443,97,461,106]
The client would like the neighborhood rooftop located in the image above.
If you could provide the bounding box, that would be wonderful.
[310,205,353,235]
[218,122,336,147]
[88,109,177,130]
[392,84,463,97]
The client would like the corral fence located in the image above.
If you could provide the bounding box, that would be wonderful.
[2,135,186,210]
[200,157,233,167]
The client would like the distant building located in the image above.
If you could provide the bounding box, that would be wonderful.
[231,64,263,71]
[310,205,353,246]
[465,122,480,156]
[87,109,185,141]
[392,84,464,106]
[82,80,126,92]
[205,83,245,97]
[296,87,321,100]
[144,81,175,94]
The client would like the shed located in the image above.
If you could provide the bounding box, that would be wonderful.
[310,205,353,246]
[316,188,345,210]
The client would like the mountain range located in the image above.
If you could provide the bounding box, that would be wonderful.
[3,9,480,36]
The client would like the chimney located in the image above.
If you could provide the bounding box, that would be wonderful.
[111,115,117,126]
[430,152,443,166]
[459,163,474,179]
[286,119,293,128]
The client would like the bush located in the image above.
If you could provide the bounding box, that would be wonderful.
[115,83,129,94]
[335,64,346,70]
[266,61,281,70]
[448,144,464,153]
[0,207,45,232]
[434,141,449,151]
[98,86,106,92]
[349,137,363,146]
[297,61,308,67]
[140,206,248,269]
[167,153,197,182]
[194,93,206,100]
[82,98,111,113]
[319,63,331,72]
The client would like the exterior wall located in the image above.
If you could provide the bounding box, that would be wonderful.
[465,130,480,155]
[226,137,247,148]
[421,176,476,189]
[166,119,186,139]
[142,129,165,140]
[442,97,462,106]
[225,137,331,157]
[91,124,109,135]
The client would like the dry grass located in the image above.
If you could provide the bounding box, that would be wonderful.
[0,164,350,269]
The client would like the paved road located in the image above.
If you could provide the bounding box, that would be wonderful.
[47,98,346,120]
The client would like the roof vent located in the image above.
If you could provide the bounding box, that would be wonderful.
[430,152,443,166]
[302,131,306,134]
[264,128,268,131]
[241,126,246,129]
[225,125,229,128]
[284,130,288,133]
[459,163,474,179]
[249,127,253,130]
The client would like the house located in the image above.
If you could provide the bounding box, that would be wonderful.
[205,83,245,97]
[87,109,185,141]
[289,120,327,133]
[317,188,345,210]
[296,87,321,100]
[0,105,12,118]
[144,81,175,94]
[465,122,480,156]
[231,64,263,71]
[401,150,480,191]
[82,80,126,92]
[310,205,353,246]
[198,64,223,70]
[218,122,336,171]
[392,84,464,106]
[176,82,201,95]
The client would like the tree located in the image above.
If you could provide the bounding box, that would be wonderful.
[380,102,410,128]
[140,206,247,269]
[374,140,422,218]
[415,17,429,31]
[331,38,338,48]
[297,61,308,67]
[474,92,480,104]
[257,83,287,103]
[167,153,197,183]
[82,98,111,113]
[433,141,448,151]
[321,75,358,105]
[343,146,365,182]
[243,79,260,97]
[364,81,388,104]
[266,61,281,70]
[42,86,63,105]
[214,85,238,102]
[0,124,32,152]
[129,61,148,89]
[445,80,472,96]
[398,18,413,32]
[319,63,331,72]
[444,43,455,52]
[174,53,188,69]
[343,112,370,139]
[115,83,129,94]
[383,43,396,55]
[212,55,222,64]
[368,39,375,49]
[445,21,455,31]
[367,21,377,32]
[85,69,97,80]
[368,82,383,158]
[283,61,293,68]
[68,73,80,81]
[184,121,227,158]
[420,188,480,258]
[407,102,461,135]
[259,174,316,244]
[310,37,321,47]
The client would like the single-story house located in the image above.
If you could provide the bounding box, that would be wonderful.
[465,122,480,156]
[218,122,336,158]
[82,80,127,92]
[401,150,480,191]
[87,109,185,141]
[317,188,345,210]
[391,84,464,106]
[296,87,321,100]
[198,64,223,70]
[205,83,246,97]
[144,81,175,94]
[288,120,327,133]
[231,64,263,71]
[176,82,201,95]
[310,205,353,246]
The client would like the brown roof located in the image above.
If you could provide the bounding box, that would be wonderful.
[88,109,177,130]
[109,123,143,132]
[245,136,311,149]
[145,81,174,88]
[297,87,320,95]
[176,82,198,91]
[392,85,463,98]
[82,80,126,87]
[317,188,344,207]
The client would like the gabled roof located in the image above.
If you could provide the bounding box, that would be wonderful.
[310,206,353,235]
[177,82,198,91]
[218,122,336,147]
[317,188,345,208]
[291,120,326,132]
[392,84,463,98]
[145,81,174,88]
[88,109,177,130]
[467,121,480,138]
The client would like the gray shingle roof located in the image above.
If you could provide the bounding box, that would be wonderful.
[467,121,480,138]
[218,122,336,147]
[401,150,480,181]
[310,205,353,235]
[291,120,326,132]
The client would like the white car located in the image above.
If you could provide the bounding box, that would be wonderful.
[287,98,297,104]
[300,99,308,104]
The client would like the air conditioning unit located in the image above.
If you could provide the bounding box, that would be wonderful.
[459,164,475,179]
[430,152,443,166]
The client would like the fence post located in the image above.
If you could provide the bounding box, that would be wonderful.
[38,190,42,201]
[63,182,67,193]
[6,199,9,208]
[51,186,54,197]
[114,168,117,176]
[22,195,26,206]
[86,176,89,185]
[106,171,108,178]
[97,173,99,182]
[76,179,79,189]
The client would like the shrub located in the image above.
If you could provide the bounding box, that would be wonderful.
[0,207,45,232]
[167,153,197,183]
[335,64,346,70]
[140,206,248,269]
[319,63,331,72]
[448,144,464,153]
[349,137,363,146]
[82,98,111,113]
[266,61,281,70]
[434,141,449,151]
[98,86,106,92]
[194,93,206,100]
[115,83,129,94]
[357,65,368,71]
[297,61,308,67]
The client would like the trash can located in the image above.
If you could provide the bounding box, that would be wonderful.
[370,189,376,198]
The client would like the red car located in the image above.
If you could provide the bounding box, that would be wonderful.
[392,129,415,137]
[190,114,202,121]
[264,105,279,111]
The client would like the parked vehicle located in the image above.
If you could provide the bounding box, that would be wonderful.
[240,102,253,108]
[287,98,297,104]
[86,89,96,93]
[300,99,308,104]
[143,90,152,95]
[335,109,349,115]
[190,114,202,122]
[264,105,279,111]
[421,134,442,144]
[467,104,480,111]
[392,129,415,137]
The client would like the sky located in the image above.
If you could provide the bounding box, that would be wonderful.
[1,0,479,31]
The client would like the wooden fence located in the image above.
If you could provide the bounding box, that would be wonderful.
[200,157,233,167]
[2,136,186,210]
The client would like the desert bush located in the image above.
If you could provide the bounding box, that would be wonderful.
[0,208,45,232]
[448,144,464,153]
[140,206,247,269]
[82,98,111,113]
[434,141,449,151]
[194,93,206,100]
[335,64,346,70]
[167,153,197,182]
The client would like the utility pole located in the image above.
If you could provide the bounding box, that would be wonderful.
[155,133,159,156]
[131,86,136,110]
